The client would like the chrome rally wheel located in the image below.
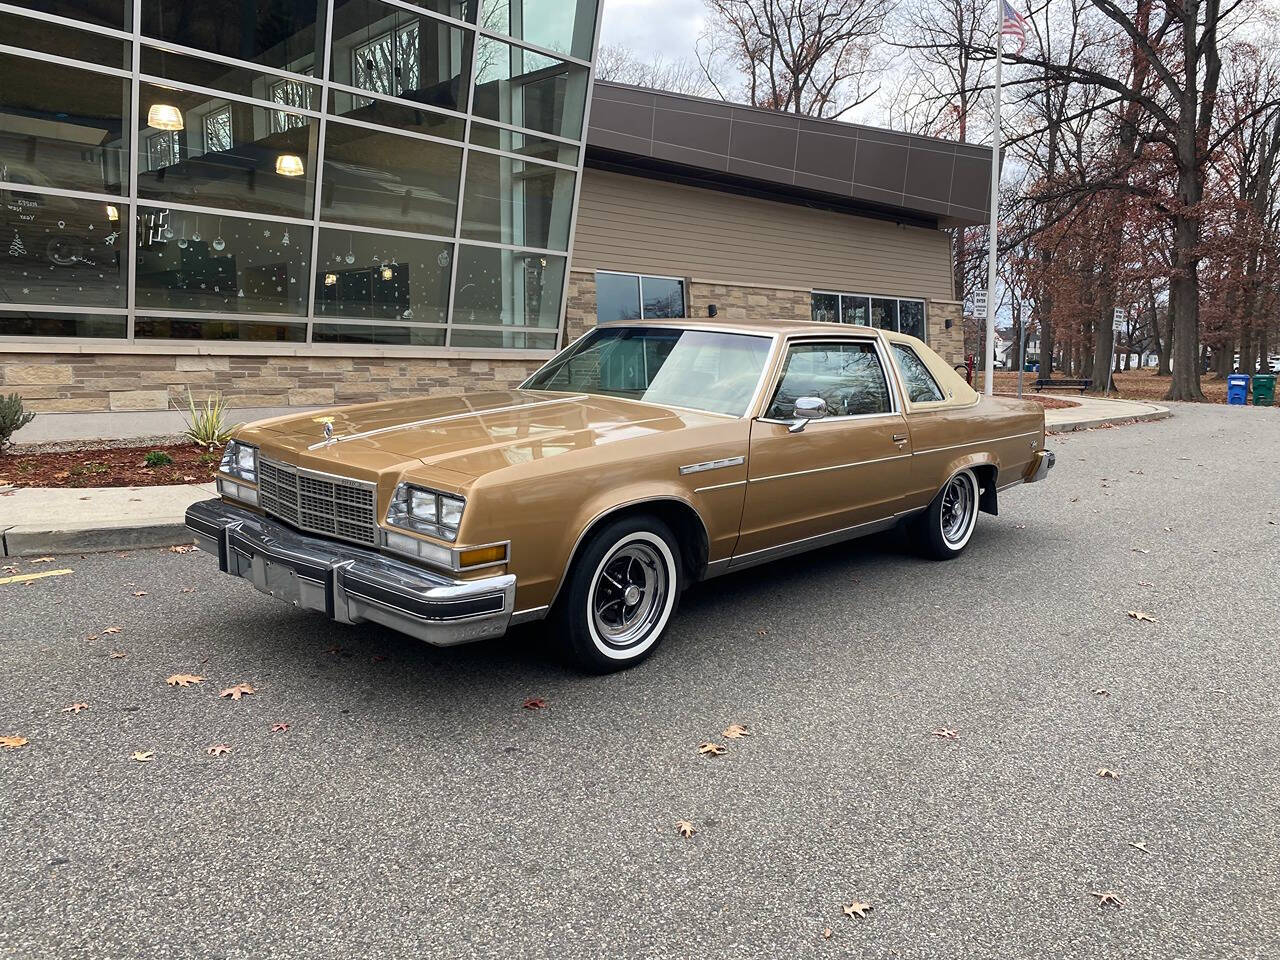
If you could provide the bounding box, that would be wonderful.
[940,470,979,549]
[555,517,682,672]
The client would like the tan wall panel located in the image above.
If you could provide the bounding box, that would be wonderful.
[571,169,955,302]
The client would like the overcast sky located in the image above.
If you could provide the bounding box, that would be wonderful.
[598,0,703,63]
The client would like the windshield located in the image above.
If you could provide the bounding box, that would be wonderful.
[523,326,773,417]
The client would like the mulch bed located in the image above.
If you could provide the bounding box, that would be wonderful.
[996,392,1078,410]
[0,444,221,489]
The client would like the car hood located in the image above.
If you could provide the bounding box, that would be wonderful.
[249,390,721,480]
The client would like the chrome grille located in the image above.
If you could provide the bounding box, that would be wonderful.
[258,457,377,546]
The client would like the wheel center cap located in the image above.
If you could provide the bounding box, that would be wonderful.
[623,584,642,605]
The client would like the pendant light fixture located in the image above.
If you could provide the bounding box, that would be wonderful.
[275,153,305,177]
[147,103,183,131]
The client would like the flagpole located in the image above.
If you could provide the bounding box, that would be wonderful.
[984,4,1002,397]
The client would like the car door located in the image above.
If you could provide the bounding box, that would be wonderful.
[733,336,912,559]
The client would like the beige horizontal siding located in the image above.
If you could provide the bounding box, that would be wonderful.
[571,169,955,302]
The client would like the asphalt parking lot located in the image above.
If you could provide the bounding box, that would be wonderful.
[2,402,1278,960]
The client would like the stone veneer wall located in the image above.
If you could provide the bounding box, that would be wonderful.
[3,353,542,414]
[924,300,965,367]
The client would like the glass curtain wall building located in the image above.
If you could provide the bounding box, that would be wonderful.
[0,0,599,349]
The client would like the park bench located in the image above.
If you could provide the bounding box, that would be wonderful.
[1033,378,1092,393]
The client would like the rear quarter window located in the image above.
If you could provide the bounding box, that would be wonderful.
[892,343,945,403]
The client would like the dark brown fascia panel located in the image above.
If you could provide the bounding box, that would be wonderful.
[586,81,992,229]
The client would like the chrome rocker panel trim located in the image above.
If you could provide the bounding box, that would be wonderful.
[186,499,516,647]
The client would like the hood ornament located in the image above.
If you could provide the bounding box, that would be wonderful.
[312,415,336,442]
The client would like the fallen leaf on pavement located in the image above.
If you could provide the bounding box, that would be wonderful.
[103,626,122,635]
[108,650,127,660]
[1,736,28,750]
[219,683,256,700]
[30,557,55,564]
[1093,688,1109,696]
[1136,580,1154,587]
[206,744,231,757]
[1091,890,1124,907]
[166,674,205,688]
[132,591,147,597]
[822,928,832,940]
[722,723,750,739]
[843,901,872,919]
[698,742,727,757]
[169,544,195,554]
[131,751,155,763]
[932,728,959,740]
[522,697,546,710]
[1126,610,1157,623]
[271,723,290,733]
[1131,548,1150,554]
[756,628,769,637]
[1097,767,1118,779]
[61,703,88,714]
[675,820,695,838]
[1128,840,1149,852]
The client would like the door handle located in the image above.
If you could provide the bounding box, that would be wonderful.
[892,433,909,443]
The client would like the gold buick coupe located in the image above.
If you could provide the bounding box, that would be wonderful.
[188,319,1054,671]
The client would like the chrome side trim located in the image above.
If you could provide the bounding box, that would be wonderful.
[679,456,745,476]
[510,605,550,625]
[309,395,590,450]
[694,479,747,493]
[912,431,1039,457]
[718,508,923,575]
[749,452,912,484]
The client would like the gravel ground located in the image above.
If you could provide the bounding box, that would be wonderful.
[1,402,1277,960]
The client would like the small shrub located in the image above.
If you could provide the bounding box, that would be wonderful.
[0,393,35,452]
[182,389,238,448]
[143,450,174,467]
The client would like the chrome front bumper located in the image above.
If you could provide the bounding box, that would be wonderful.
[1026,449,1056,483]
[186,499,516,646]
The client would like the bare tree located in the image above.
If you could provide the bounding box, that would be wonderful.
[595,44,716,96]
[696,0,892,118]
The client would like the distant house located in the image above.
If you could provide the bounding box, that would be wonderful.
[995,329,1040,368]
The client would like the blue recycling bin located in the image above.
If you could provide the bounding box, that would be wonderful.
[1227,374,1250,405]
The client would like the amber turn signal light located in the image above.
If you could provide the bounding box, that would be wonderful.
[458,545,507,567]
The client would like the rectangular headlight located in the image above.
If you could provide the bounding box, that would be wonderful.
[386,483,465,542]
[219,440,258,484]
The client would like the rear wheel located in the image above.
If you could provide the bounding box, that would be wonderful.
[553,515,682,673]
[911,468,980,560]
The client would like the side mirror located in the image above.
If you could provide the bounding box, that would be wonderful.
[788,396,828,433]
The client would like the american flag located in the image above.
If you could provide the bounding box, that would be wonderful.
[1001,0,1027,54]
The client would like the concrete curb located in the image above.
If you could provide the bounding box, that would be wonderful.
[2,521,195,558]
[1047,406,1172,433]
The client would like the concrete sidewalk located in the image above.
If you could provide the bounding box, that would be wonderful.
[1040,394,1170,432]
[0,394,1169,557]
[0,483,211,557]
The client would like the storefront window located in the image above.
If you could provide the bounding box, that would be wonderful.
[134,207,311,316]
[0,0,598,349]
[0,194,128,308]
[0,54,130,196]
[460,151,575,251]
[320,122,461,235]
[314,228,452,324]
[480,0,599,61]
[453,245,564,328]
[472,36,589,141]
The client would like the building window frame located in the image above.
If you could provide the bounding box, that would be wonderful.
[811,290,928,341]
[595,270,687,324]
[0,1,604,352]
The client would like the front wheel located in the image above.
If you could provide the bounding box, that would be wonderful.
[553,515,682,673]
[911,468,980,560]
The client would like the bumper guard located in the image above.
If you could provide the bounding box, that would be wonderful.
[185,499,515,646]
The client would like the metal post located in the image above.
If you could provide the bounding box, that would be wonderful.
[983,6,1002,397]
[1017,320,1028,397]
